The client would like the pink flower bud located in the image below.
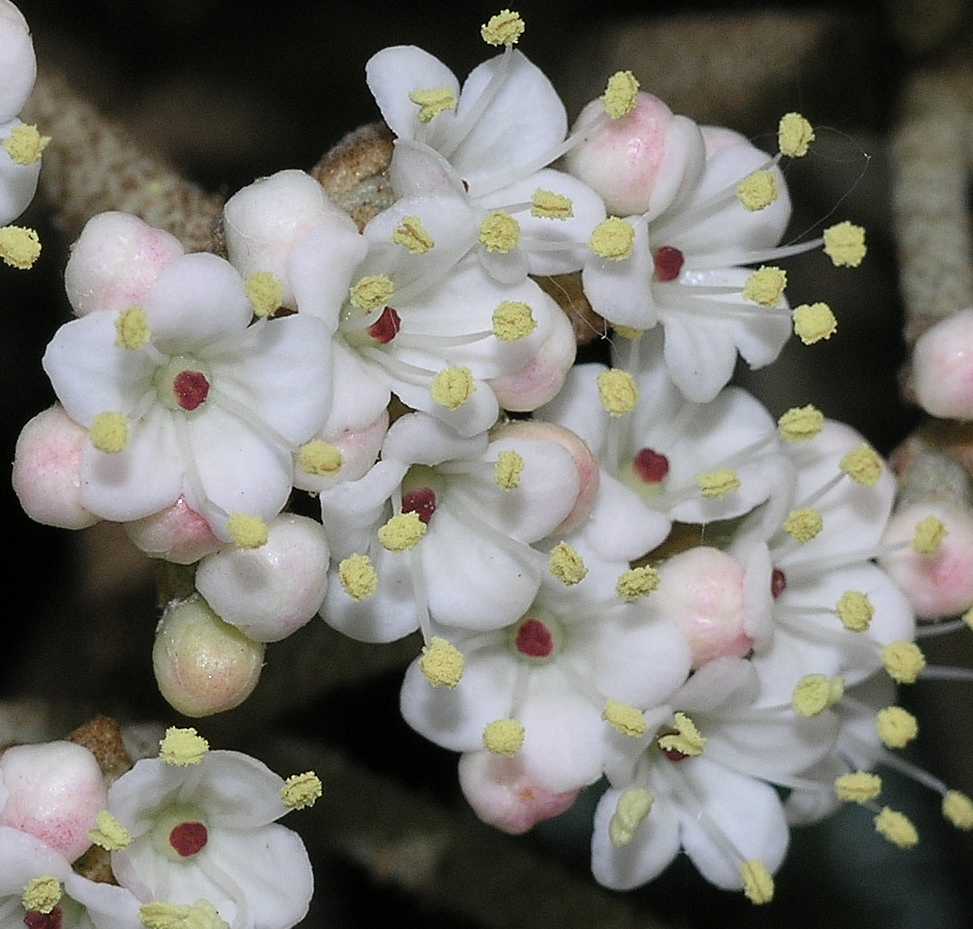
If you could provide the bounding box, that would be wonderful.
[12,405,99,530]
[125,496,221,565]
[912,309,973,420]
[0,741,106,862]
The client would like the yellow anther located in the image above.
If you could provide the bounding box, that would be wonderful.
[876,706,918,749]
[696,468,741,499]
[115,307,152,350]
[494,450,525,490]
[602,70,640,119]
[609,788,654,848]
[778,404,824,442]
[740,860,774,906]
[159,726,209,766]
[613,324,643,340]
[483,719,525,756]
[603,700,648,737]
[378,511,427,552]
[549,541,588,586]
[835,771,882,804]
[792,674,844,717]
[281,771,323,810]
[784,508,823,543]
[590,217,635,261]
[393,215,436,253]
[743,266,787,307]
[942,790,973,830]
[793,302,838,345]
[778,112,815,158]
[349,274,394,313]
[840,443,883,486]
[913,516,948,555]
[824,221,867,268]
[492,301,537,341]
[298,439,343,476]
[22,877,62,915]
[874,807,919,849]
[658,712,705,757]
[882,641,926,684]
[0,225,42,269]
[736,170,778,211]
[836,590,874,633]
[89,412,130,454]
[479,212,521,253]
[616,565,660,602]
[408,88,458,124]
[964,606,973,631]
[88,810,132,851]
[431,366,475,410]
[481,9,525,46]
[139,901,229,929]
[597,368,638,416]
[338,554,379,601]
[245,272,284,319]
[420,636,465,688]
[227,513,269,550]
[3,124,50,165]
[531,189,573,220]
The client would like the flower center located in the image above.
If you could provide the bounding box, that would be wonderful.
[368,306,402,344]
[771,567,787,599]
[156,355,212,413]
[514,617,557,660]
[653,246,684,282]
[24,909,63,929]
[172,371,210,411]
[633,448,670,483]
[149,804,209,862]
[402,487,437,524]
[169,820,209,858]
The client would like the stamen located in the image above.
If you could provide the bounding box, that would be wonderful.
[778,112,815,158]
[281,772,323,810]
[873,807,919,849]
[658,712,705,757]
[617,565,660,602]
[159,726,209,766]
[549,542,588,585]
[913,516,948,555]
[602,70,640,119]
[481,9,525,46]
[835,591,874,632]
[742,266,787,307]
[736,171,778,211]
[89,412,130,454]
[792,674,844,717]
[22,879,61,915]
[115,307,152,350]
[793,302,838,345]
[338,554,379,601]
[653,246,684,282]
[882,641,926,684]
[876,706,918,749]
[696,468,740,498]
[683,237,823,271]
[494,451,524,490]
[420,636,465,688]
[479,212,521,253]
[531,189,573,220]
[778,404,824,442]
[378,511,427,551]
[3,124,50,165]
[392,217,435,255]
[430,367,476,409]
[139,901,229,929]
[603,700,648,737]
[483,719,525,756]
[919,665,973,682]
[492,301,537,341]
[597,368,638,415]
[350,275,394,313]
[740,860,775,906]
[590,217,635,261]
[840,444,883,486]
[915,618,971,638]
[835,771,882,804]
[88,810,132,851]
[784,508,823,543]
[823,221,867,268]
[245,272,284,318]
[298,440,342,476]
[408,88,458,124]
[0,225,42,269]
[227,513,269,549]
[943,791,973,830]
[609,788,654,848]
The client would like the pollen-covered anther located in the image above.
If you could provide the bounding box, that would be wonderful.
[882,641,926,684]
[784,507,823,543]
[378,511,427,552]
[22,878,62,915]
[876,706,918,749]
[778,112,815,157]
[531,189,574,220]
[492,301,536,341]
[658,712,705,757]
[743,266,787,307]
[481,9,525,46]
[793,302,838,345]
[338,554,379,601]
[408,88,458,124]
[597,368,638,415]
[281,771,323,810]
[0,225,42,269]
[824,221,867,268]
[549,542,587,585]
[913,516,948,555]
[139,901,228,929]
[228,514,269,550]
[874,807,919,849]
[479,212,521,253]
[494,450,525,490]
[778,404,824,441]
[835,771,882,804]
[393,215,435,253]
[840,443,883,486]
[115,307,152,350]
[609,788,654,849]
[590,217,635,260]
[603,700,648,738]
[696,468,741,499]
[736,170,778,211]
[836,590,874,633]
[89,412,130,454]
[350,274,394,313]
[942,790,973,830]
[431,367,475,409]
[792,674,844,717]
[89,809,132,851]
[420,636,465,688]
[740,860,774,905]
[617,565,660,602]
[298,439,342,476]
[159,726,209,766]
[483,719,525,756]
[602,70,640,119]
[245,272,284,318]
[3,124,51,165]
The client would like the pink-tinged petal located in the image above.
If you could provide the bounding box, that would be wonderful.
[0,117,40,225]
[0,3,35,122]
[0,827,70,896]
[535,363,609,458]
[294,411,388,495]
[63,874,143,929]
[382,411,487,466]
[125,496,221,565]
[643,115,708,221]
[736,540,775,646]
[582,216,655,330]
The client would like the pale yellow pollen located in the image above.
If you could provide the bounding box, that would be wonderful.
[420,636,465,688]
[0,225,42,269]
[549,541,588,586]
[793,302,838,345]
[492,301,537,341]
[597,368,638,416]
[227,513,269,550]
[88,809,132,851]
[431,367,476,410]
[349,274,394,313]
[836,590,874,633]
[696,468,741,499]
[603,700,648,737]
[835,771,883,804]
[159,726,209,766]
[338,554,379,601]
[658,712,705,757]
[494,450,525,490]
[616,565,660,602]
[736,170,778,211]
[942,790,973,830]
[778,112,815,158]
[298,439,343,476]
[139,901,229,929]
[22,877,62,915]
[913,516,948,555]
[742,266,787,307]
[281,771,323,810]
[824,221,867,268]
[531,189,574,220]
[590,217,635,261]
[784,507,823,543]
[613,324,643,340]
[609,788,654,848]
[115,307,152,350]
[602,70,640,119]
[245,272,284,319]
[740,860,774,906]
[408,88,458,124]
[876,706,919,749]
[882,641,926,684]
[483,719,525,756]
[792,674,844,717]
[393,215,436,253]
[874,807,919,849]
[479,212,521,253]
[840,443,884,486]
[3,124,50,165]
[378,511,427,552]
[481,9,525,46]
[89,412,130,454]
[778,404,824,442]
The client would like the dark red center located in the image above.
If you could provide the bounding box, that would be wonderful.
[515,618,555,658]
[771,568,787,600]
[24,909,62,929]
[173,370,210,411]
[633,448,670,484]
[402,487,437,524]
[657,731,689,763]
[368,306,402,344]
[169,821,209,857]
[653,246,685,282]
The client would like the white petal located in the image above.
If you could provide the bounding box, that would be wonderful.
[749,626,843,708]
[671,656,758,714]
[110,836,216,912]
[535,363,609,457]
[580,472,669,563]
[0,826,70,895]
[389,138,467,198]
[0,118,40,225]
[478,244,529,285]
[0,5,35,123]
[64,875,143,929]
[660,313,737,403]
[582,216,656,330]
[389,366,499,437]
[293,410,388,494]
[322,338,391,437]
[782,753,846,826]
[382,410,487,466]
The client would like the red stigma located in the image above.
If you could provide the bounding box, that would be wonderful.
[173,370,210,411]
[169,821,208,857]
[515,618,555,658]
[653,246,684,282]
[24,910,62,929]
[633,448,670,483]
[368,306,402,344]
[402,487,437,524]
[771,568,787,599]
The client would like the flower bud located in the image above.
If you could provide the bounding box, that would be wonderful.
[125,496,221,565]
[912,309,973,420]
[153,595,265,717]
[12,405,99,529]
[293,411,389,494]
[0,740,106,861]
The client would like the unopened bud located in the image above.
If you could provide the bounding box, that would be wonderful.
[912,309,973,421]
[126,497,221,565]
